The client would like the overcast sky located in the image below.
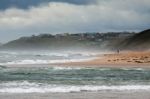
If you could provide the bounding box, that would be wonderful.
[0,0,150,43]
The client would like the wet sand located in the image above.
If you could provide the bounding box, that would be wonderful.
[5,51,150,68]
[56,51,150,68]
[1,91,150,99]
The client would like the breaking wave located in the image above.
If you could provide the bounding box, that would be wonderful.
[0,58,95,65]
[0,81,150,93]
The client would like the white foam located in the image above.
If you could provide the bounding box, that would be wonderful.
[0,51,98,57]
[120,68,146,72]
[52,67,83,70]
[0,81,150,93]
[0,58,95,65]
[1,85,150,93]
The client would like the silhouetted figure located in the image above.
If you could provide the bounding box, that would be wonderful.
[117,49,120,54]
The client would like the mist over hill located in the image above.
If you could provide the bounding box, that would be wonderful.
[0,32,135,51]
[3,28,150,51]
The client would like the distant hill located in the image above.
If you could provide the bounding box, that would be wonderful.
[0,32,135,51]
[120,29,150,50]
[0,33,104,50]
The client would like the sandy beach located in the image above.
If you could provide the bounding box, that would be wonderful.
[5,51,150,68]
[55,51,150,68]
[1,91,150,99]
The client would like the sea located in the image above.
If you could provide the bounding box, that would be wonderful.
[0,50,150,94]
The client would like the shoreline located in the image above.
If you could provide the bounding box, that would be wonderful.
[1,91,150,99]
[4,51,150,68]
[54,51,150,68]
[5,62,150,69]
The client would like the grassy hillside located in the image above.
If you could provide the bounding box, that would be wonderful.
[120,29,150,50]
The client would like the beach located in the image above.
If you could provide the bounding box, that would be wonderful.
[4,51,150,68]
[1,91,150,99]
[0,0,149,98]
[1,50,150,99]
[56,51,150,68]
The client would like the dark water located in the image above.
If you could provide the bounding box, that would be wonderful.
[0,66,150,93]
[1,67,150,85]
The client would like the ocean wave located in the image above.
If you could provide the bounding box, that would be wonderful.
[0,51,98,57]
[120,68,146,71]
[0,81,150,93]
[51,67,84,70]
[0,58,95,65]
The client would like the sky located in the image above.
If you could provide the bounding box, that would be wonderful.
[0,0,150,43]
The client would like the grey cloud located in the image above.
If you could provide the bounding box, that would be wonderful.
[0,0,149,42]
[0,0,98,10]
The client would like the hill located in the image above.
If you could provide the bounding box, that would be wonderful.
[120,29,150,50]
[0,33,105,50]
[0,32,134,51]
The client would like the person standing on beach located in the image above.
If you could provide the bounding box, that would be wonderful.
[117,49,120,54]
